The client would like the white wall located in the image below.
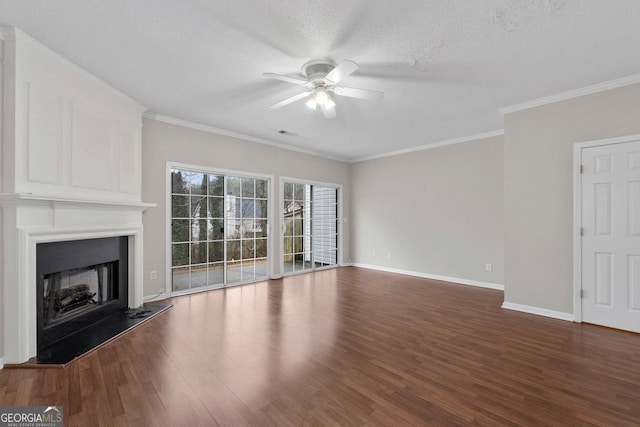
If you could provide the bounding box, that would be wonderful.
[504,83,640,315]
[141,118,351,298]
[350,135,504,287]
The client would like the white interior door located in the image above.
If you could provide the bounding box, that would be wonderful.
[581,140,640,332]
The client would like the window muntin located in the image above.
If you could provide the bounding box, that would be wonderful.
[171,168,269,292]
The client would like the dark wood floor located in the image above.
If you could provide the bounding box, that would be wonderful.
[1,267,639,426]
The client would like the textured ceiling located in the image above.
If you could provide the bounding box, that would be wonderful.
[1,1,639,161]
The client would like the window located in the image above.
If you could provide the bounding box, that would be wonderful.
[170,167,269,293]
[282,180,339,275]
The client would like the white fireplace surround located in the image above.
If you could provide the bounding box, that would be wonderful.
[2,195,153,364]
[1,28,154,365]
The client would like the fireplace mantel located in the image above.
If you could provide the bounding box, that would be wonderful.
[0,193,156,211]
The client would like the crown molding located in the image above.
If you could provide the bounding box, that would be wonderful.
[142,112,349,163]
[145,112,504,164]
[350,129,505,163]
[500,73,640,115]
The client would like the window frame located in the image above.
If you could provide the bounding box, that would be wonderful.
[166,162,273,296]
[280,176,343,277]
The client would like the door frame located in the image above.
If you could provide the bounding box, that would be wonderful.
[573,133,640,323]
[165,161,275,296]
[279,176,344,276]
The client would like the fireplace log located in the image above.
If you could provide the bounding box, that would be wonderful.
[57,284,96,313]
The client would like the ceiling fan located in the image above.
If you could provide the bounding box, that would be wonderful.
[263,59,384,119]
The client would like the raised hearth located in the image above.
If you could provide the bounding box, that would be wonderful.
[34,303,171,365]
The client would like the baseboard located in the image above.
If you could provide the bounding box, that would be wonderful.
[350,263,504,291]
[143,292,168,303]
[501,301,574,322]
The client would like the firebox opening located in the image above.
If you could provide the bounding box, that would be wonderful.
[36,236,128,357]
[43,261,120,329]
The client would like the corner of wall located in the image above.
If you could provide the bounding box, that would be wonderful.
[0,33,5,362]
[503,80,640,316]
[501,301,574,322]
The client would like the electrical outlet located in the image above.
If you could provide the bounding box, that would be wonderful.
[485,264,492,272]
[150,270,157,280]
[387,252,391,259]
[373,250,376,257]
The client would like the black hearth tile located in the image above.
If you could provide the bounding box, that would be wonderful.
[36,303,171,365]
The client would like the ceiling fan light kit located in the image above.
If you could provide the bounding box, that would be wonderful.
[264,58,383,119]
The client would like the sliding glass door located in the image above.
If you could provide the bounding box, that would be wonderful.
[170,167,269,294]
[282,180,339,275]
[224,176,269,285]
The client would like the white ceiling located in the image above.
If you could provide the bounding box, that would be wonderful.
[1,1,639,161]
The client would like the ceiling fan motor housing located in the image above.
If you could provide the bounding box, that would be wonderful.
[301,59,337,83]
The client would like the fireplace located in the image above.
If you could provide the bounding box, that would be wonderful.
[1,28,154,365]
[36,237,128,356]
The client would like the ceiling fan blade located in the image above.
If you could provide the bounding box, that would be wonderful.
[332,86,384,101]
[320,103,336,119]
[324,60,359,85]
[263,72,310,86]
[269,91,313,109]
